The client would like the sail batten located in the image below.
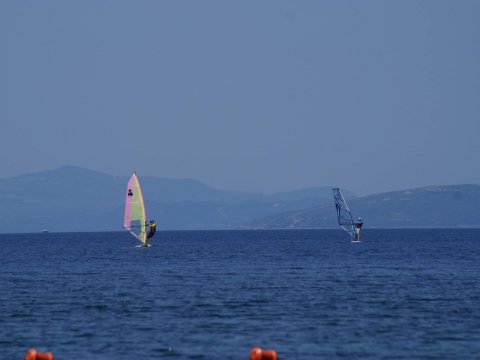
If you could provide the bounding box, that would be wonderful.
[124,172,147,243]
[332,188,355,238]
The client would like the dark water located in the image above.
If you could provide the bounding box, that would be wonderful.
[1,229,479,359]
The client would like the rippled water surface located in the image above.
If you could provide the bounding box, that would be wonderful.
[1,229,479,359]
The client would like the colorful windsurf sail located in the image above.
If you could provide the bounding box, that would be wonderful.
[332,188,355,238]
[124,172,147,244]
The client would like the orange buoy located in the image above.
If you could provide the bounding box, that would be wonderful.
[250,346,278,360]
[250,347,263,360]
[262,349,278,360]
[24,348,36,360]
[24,348,54,360]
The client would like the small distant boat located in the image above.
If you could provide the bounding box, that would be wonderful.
[123,172,148,246]
[42,229,48,233]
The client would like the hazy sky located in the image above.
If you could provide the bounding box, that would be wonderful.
[1,1,479,195]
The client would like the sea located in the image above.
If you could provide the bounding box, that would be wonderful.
[1,229,479,359]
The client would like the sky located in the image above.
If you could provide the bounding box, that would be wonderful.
[0,1,479,195]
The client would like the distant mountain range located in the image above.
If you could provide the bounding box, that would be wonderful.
[0,166,340,233]
[1,166,479,233]
[244,185,480,229]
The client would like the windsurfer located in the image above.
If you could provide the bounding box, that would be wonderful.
[146,220,156,244]
[354,217,363,241]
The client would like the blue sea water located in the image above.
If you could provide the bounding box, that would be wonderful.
[1,229,479,359]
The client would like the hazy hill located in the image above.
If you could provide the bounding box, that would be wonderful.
[243,185,480,229]
[3,167,477,233]
[0,166,337,233]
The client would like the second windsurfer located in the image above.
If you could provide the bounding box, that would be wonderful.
[354,217,363,241]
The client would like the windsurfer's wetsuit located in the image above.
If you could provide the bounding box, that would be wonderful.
[354,220,363,241]
[147,221,156,240]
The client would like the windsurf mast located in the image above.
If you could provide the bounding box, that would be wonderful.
[124,172,147,244]
[332,188,355,238]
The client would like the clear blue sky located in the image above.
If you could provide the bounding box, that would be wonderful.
[1,1,479,195]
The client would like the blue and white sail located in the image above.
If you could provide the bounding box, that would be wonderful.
[332,188,355,238]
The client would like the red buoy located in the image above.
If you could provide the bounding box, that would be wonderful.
[250,346,278,360]
[24,348,54,360]
[250,347,263,360]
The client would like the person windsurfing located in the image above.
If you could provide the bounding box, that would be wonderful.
[145,219,156,245]
[354,217,363,241]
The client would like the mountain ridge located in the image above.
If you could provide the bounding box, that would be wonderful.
[0,166,338,233]
[2,166,479,233]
